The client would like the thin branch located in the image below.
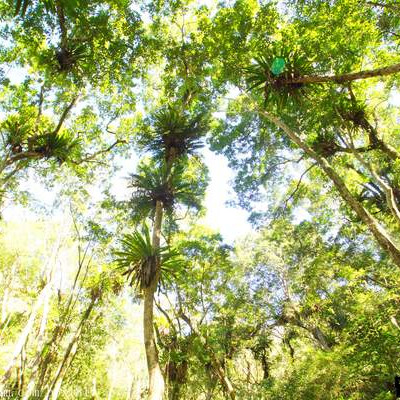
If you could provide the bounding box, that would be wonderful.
[6,151,42,165]
[70,203,81,246]
[0,162,26,186]
[343,85,400,160]
[282,163,316,210]
[105,110,121,135]
[264,155,305,176]
[35,86,45,131]
[74,139,127,164]
[155,300,177,336]
[158,286,182,333]
[53,96,79,135]
[345,134,400,225]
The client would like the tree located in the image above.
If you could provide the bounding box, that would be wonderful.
[115,104,209,399]
[205,0,400,268]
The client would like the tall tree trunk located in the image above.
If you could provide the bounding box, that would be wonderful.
[205,375,216,400]
[126,375,136,400]
[24,246,89,398]
[54,0,68,50]
[44,341,78,400]
[259,109,400,267]
[143,199,165,400]
[92,377,100,400]
[282,63,400,85]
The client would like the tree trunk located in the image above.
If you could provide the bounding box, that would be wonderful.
[211,355,235,400]
[143,200,165,400]
[283,63,400,85]
[1,261,17,325]
[356,116,400,162]
[54,0,68,51]
[42,295,98,400]
[126,376,136,400]
[24,246,89,397]
[44,341,78,400]
[260,110,400,267]
[92,377,100,400]
[349,147,400,226]
[1,282,50,385]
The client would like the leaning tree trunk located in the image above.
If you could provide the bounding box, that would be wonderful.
[42,291,99,400]
[211,355,236,400]
[258,109,400,268]
[348,146,400,226]
[1,261,17,325]
[1,281,51,387]
[143,199,165,400]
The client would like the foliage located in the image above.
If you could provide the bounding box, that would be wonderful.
[138,105,209,163]
[128,158,208,222]
[246,42,314,107]
[114,225,184,290]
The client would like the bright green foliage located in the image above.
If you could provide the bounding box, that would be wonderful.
[4,0,144,86]
[138,105,209,163]
[114,225,184,290]
[246,43,313,107]
[128,158,208,222]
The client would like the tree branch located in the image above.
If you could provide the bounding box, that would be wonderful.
[53,96,79,135]
[73,139,127,164]
[283,62,400,85]
[35,85,45,131]
[244,92,400,267]
[365,1,400,11]
[282,163,316,209]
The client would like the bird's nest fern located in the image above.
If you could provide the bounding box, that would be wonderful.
[245,43,313,108]
[139,105,208,162]
[114,225,185,290]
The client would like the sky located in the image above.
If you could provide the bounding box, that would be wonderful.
[201,148,251,241]
[2,149,252,243]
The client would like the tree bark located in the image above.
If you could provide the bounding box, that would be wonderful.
[55,0,68,50]
[358,117,400,162]
[1,282,50,386]
[180,310,235,400]
[282,63,400,85]
[1,261,17,325]
[211,355,235,400]
[143,199,165,400]
[349,146,400,226]
[259,110,400,268]
[43,294,98,400]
